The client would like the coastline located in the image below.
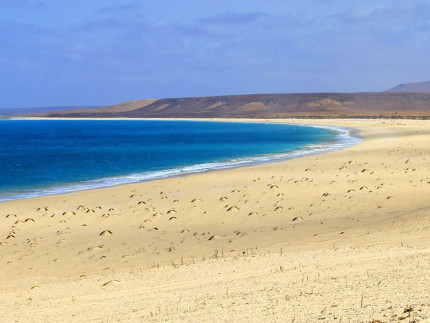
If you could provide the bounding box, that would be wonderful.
[1,118,430,321]
[0,119,360,202]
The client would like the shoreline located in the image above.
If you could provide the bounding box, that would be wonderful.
[0,119,360,203]
[2,118,430,321]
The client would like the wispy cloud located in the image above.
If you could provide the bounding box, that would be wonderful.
[1,0,430,108]
[94,2,140,14]
[0,0,45,9]
[197,11,266,25]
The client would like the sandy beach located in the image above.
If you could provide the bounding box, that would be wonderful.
[1,118,430,322]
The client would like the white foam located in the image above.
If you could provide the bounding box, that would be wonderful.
[0,124,361,202]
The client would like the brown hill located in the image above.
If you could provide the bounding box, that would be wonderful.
[386,80,430,93]
[42,99,157,116]
[41,92,430,119]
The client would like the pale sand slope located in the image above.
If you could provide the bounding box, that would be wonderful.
[1,119,430,322]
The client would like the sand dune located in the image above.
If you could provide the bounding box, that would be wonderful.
[1,118,430,322]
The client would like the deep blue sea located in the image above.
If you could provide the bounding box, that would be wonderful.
[0,120,358,201]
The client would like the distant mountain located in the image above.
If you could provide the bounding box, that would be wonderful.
[39,100,157,117]
[386,80,430,93]
[0,106,103,116]
[37,92,430,119]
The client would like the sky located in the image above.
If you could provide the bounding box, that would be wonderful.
[1,0,430,108]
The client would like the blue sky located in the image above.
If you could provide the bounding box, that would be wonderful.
[1,0,430,108]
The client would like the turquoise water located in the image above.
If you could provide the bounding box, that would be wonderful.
[0,120,357,201]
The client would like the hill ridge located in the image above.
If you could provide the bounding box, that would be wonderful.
[386,80,430,93]
[39,92,430,119]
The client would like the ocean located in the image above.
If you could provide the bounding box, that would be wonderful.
[0,120,359,201]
